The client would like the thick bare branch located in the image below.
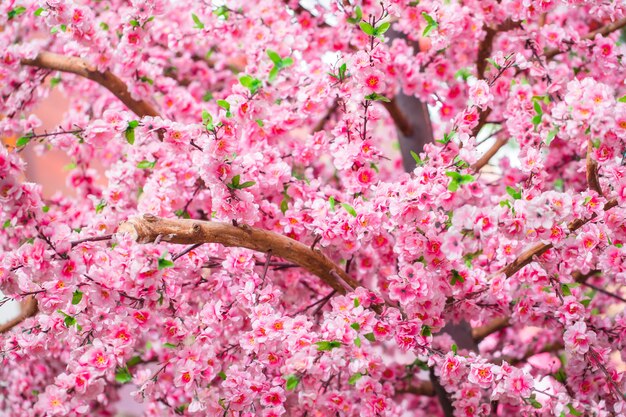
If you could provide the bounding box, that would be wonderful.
[471,137,507,172]
[472,317,510,343]
[0,296,38,334]
[382,99,414,137]
[21,52,160,118]
[117,214,379,306]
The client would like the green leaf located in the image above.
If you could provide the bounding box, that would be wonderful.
[350,322,361,331]
[163,342,177,349]
[175,209,190,219]
[506,186,522,200]
[421,325,431,337]
[546,126,559,145]
[561,283,572,297]
[124,121,138,145]
[217,99,230,111]
[8,6,27,20]
[268,66,279,82]
[158,253,175,270]
[202,91,213,102]
[213,5,229,19]
[329,196,336,211]
[100,22,109,30]
[115,366,132,383]
[580,298,592,307]
[354,337,362,347]
[34,7,45,16]
[71,290,83,305]
[354,297,360,308]
[451,344,458,355]
[359,21,376,36]
[239,75,262,94]
[533,100,543,115]
[364,92,391,102]
[567,404,583,416]
[129,19,140,27]
[3,220,11,229]
[127,356,142,367]
[191,13,205,29]
[95,200,106,214]
[137,160,156,169]
[41,205,50,213]
[450,269,465,285]
[255,119,264,127]
[421,12,438,37]
[315,340,342,351]
[454,68,471,81]
[341,203,357,217]
[459,174,474,184]
[49,76,61,88]
[16,135,32,147]
[57,310,77,328]
[267,49,282,64]
[281,57,294,68]
[348,373,363,385]
[528,398,543,409]
[618,95,626,103]
[285,374,299,391]
[239,181,255,189]
[375,21,391,37]
[218,371,227,380]
[448,181,459,192]
[347,6,362,24]
[364,332,376,342]
[280,199,288,214]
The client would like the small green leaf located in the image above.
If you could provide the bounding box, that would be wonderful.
[163,342,177,349]
[285,374,299,391]
[348,373,363,385]
[364,92,391,102]
[129,19,140,27]
[3,220,11,229]
[506,186,522,200]
[115,366,132,384]
[341,203,357,217]
[421,325,431,337]
[375,21,391,37]
[16,135,32,147]
[451,344,458,355]
[191,13,205,29]
[280,199,288,214]
[329,196,336,211]
[158,253,175,270]
[567,404,583,416]
[239,75,262,94]
[561,283,572,297]
[315,340,342,351]
[267,50,282,64]
[34,7,45,16]
[217,370,227,380]
[125,121,138,145]
[364,332,376,342]
[528,398,543,409]
[175,209,190,219]
[100,22,109,30]
[354,297,360,308]
[95,200,106,214]
[422,12,438,37]
[354,337,362,347]
[359,21,376,36]
[618,95,626,103]
[546,126,559,145]
[42,205,50,213]
[137,160,156,169]
[346,6,362,24]
[217,99,230,111]
[450,269,465,285]
[238,181,255,189]
[8,6,27,20]
[268,66,279,82]
[127,356,142,367]
[281,57,294,68]
[214,6,229,19]
[202,91,213,102]
[454,68,471,81]
[350,322,361,331]
[71,290,83,305]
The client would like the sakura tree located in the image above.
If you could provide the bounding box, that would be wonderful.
[2,0,626,416]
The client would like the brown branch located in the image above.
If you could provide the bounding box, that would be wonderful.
[117,214,383,312]
[500,199,617,279]
[470,137,507,172]
[472,317,510,343]
[383,99,414,137]
[586,139,603,196]
[312,99,339,133]
[0,296,38,334]
[545,17,626,59]
[21,52,160,118]
[476,20,521,79]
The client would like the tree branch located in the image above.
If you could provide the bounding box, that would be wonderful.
[382,99,414,137]
[586,139,603,196]
[545,17,626,59]
[471,137,507,172]
[500,199,617,279]
[472,317,510,343]
[21,52,160,118]
[117,214,382,311]
[0,296,38,334]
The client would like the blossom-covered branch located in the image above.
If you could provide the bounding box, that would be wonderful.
[21,52,160,118]
[117,214,364,297]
